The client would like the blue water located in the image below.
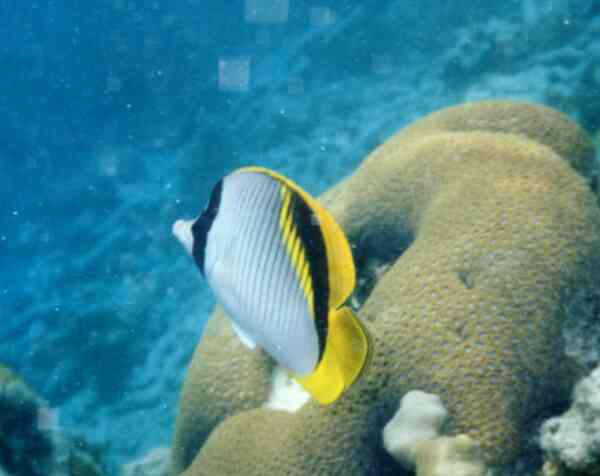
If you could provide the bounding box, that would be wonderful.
[2,0,599,470]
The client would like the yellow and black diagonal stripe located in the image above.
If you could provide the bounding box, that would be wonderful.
[279,186,329,360]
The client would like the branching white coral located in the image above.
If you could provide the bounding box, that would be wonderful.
[382,390,448,469]
[540,365,600,471]
[383,391,487,475]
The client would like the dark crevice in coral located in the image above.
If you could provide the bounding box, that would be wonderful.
[454,321,467,340]
[561,283,600,372]
[456,269,475,289]
[0,384,53,476]
[350,232,414,310]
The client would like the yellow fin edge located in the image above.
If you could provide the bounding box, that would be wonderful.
[295,306,371,404]
[236,166,356,307]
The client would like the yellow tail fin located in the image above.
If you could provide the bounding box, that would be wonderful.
[295,306,371,404]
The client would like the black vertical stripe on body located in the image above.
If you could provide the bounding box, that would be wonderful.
[192,179,223,275]
[288,192,329,360]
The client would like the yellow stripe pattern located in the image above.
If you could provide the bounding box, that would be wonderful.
[237,165,355,308]
[231,167,370,405]
[279,186,314,316]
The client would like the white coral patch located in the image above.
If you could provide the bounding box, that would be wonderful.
[415,435,486,476]
[263,366,310,413]
[383,390,448,469]
[540,365,600,470]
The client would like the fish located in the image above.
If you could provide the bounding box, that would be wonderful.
[172,166,371,404]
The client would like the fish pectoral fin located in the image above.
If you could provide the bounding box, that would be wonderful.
[231,321,257,349]
[294,306,371,404]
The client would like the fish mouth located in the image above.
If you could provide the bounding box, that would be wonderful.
[172,219,195,256]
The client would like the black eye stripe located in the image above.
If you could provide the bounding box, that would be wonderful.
[192,179,223,275]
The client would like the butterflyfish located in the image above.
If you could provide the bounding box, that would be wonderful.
[172,166,371,404]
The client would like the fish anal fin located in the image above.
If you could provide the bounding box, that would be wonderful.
[294,306,370,404]
[294,348,345,405]
[328,306,371,388]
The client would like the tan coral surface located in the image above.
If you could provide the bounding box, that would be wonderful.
[171,101,600,475]
[170,308,274,474]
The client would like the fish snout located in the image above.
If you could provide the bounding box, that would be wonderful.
[172,219,195,256]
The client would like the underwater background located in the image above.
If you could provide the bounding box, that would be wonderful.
[2,0,600,474]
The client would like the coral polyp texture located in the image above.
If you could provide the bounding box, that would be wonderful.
[170,100,600,475]
[170,308,275,474]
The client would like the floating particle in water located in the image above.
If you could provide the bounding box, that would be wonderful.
[372,53,394,75]
[256,29,271,46]
[37,406,60,432]
[287,78,304,95]
[105,75,122,93]
[153,137,166,149]
[99,154,119,177]
[310,6,336,27]
[18,222,37,244]
[244,0,288,23]
[218,57,251,92]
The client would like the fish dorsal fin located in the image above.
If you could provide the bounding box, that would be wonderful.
[295,306,371,404]
[235,166,355,308]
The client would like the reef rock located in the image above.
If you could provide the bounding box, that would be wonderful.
[122,447,171,476]
[171,100,600,475]
[0,363,53,476]
[0,363,108,476]
[540,365,600,475]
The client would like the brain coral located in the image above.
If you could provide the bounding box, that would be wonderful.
[170,307,275,474]
[170,100,600,475]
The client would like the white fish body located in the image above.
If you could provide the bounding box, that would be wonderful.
[173,166,371,404]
